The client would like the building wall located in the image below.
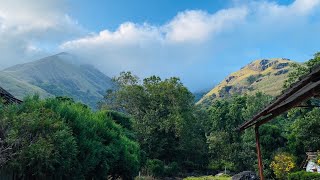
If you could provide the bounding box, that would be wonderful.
[306,161,320,173]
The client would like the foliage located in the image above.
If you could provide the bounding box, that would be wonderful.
[288,109,320,153]
[145,159,165,177]
[288,171,320,180]
[1,97,78,179]
[283,52,320,167]
[164,162,180,177]
[3,52,320,179]
[100,72,208,175]
[270,152,295,180]
[206,92,275,173]
[183,175,231,180]
[203,52,320,177]
[284,52,320,88]
[0,96,140,179]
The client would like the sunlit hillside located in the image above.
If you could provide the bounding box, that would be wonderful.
[198,58,293,106]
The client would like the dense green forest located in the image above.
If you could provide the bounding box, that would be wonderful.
[1,53,320,179]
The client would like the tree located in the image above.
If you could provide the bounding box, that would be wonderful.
[288,109,320,154]
[284,52,320,88]
[100,72,208,174]
[205,92,289,176]
[284,52,320,166]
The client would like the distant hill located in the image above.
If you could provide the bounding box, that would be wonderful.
[193,88,211,103]
[198,58,293,106]
[0,52,115,108]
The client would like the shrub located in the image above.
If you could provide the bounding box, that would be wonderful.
[2,98,78,178]
[288,171,320,180]
[1,96,140,179]
[146,159,165,177]
[164,162,179,177]
[270,152,295,179]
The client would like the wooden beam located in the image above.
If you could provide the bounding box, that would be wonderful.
[239,81,320,130]
[254,84,320,127]
[255,126,264,180]
[296,105,320,108]
[237,65,320,131]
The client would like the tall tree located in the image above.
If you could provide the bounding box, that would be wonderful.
[100,72,208,173]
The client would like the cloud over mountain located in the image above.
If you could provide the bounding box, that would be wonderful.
[1,0,320,90]
[0,0,84,67]
[60,0,320,90]
[60,7,248,79]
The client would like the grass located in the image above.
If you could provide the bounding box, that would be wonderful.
[183,175,231,180]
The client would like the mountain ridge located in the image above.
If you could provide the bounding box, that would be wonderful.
[0,52,115,108]
[198,58,294,106]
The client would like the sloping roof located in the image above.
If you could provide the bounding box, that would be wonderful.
[0,86,22,104]
[237,65,320,131]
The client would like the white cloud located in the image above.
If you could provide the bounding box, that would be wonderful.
[60,0,320,90]
[165,8,248,42]
[62,7,248,46]
[60,7,249,80]
[290,0,320,14]
[0,0,84,67]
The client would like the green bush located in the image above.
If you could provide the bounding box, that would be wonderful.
[1,96,140,179]
[146,159,165,177]
[2,100,78,179]
[288,171,320,180]
[164,162,179,177]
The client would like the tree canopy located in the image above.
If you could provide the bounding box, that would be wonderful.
[100,72,208,176]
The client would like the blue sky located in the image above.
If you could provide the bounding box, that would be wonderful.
[68,0,230,31]
[69,0,294,31]
[0,0,319,91]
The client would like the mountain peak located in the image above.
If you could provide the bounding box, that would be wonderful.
[0,53,114,109]
[38,52,76,64]
[246,58,291,72]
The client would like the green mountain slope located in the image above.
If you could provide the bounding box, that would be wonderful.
[0,52,115,108]
[198,58,294,106]
[0,71,51,99]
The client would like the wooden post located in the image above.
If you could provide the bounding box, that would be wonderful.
[255,125,264,180]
